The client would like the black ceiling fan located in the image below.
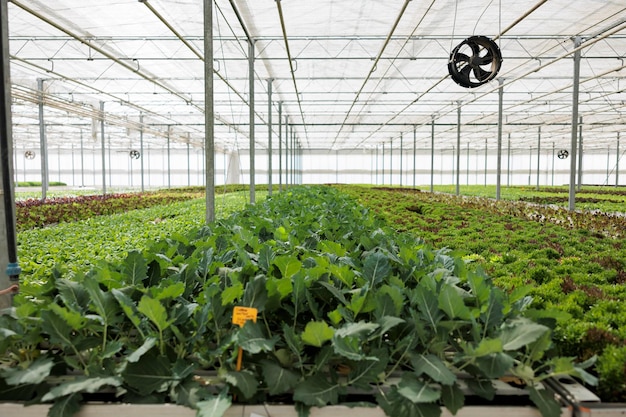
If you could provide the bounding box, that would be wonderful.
[448,35,502,88]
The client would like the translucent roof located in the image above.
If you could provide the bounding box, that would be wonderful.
[7,0,626,155]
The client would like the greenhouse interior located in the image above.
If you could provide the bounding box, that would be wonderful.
[1,1,626,417]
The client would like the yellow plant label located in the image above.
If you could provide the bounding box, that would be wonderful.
[232,306,258,327]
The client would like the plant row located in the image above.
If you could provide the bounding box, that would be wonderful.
[338,185,626,402]
[2,186,593,417]
[17,192,261,290]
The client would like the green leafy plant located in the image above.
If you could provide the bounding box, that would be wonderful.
[2,186,594,417]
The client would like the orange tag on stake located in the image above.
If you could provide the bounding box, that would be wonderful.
[232,306,258,327]
[232,306,258,372]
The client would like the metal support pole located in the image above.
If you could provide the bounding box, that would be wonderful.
[382,142,385,185]
[536,126,541,190]
[507,134,511,187]
[248,39,256,204]
[80,129,85,187]
[430,117,434,192]
[0,0,20,307]
[100,101,106,195]
[37,79,48,200]
[167,126,171,189]
[204,13,216,221]
[390,139,393,185]
[568,37,581,211]
[140,113,144,192]
[528,146,532,186]
[413,127,416,188]
[484,139,488,187]
[267,79,273,196]
[551,142,555,187]
[466,142,470,186]
[617,132,620,187]
[187,140,191,186]
[456,103,461,195]
[577,116,583,191]
[400,133,403,186]
[285,123,289,188]
[278,103,282,192]
[375,145,379,185]
[496,78,503,199]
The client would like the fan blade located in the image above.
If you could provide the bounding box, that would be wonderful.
[477,52,493,65]
[460,65,473,82]
[455,52,471,63]
[473,66,492,81]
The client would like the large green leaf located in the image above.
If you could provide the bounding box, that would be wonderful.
[475,353,515,378]
[500,318,549,350]
[301,321,335,347]
[112,288,143,333]
[293,374,340,406]
[83,275,120,325]
[438,285,471,320]
[123,351,173,395]
[237,321,278,354]
[40,310,77,349]
[137,295,172,333]
[122,250,148,286]
[258,244,275,272]
[411,354,456,385]
[363,252,391,287]
[224,370,259,400]
[274,255,302,279]
[412,285,443,329]
[1,356,54,385]
[333,335,367,361]
[42,376,122,401]
[126,337,158,363]
[261,361,300,395]
[397,373,441,403]
[48,393,82,417]
[528,386,563,417]
[441,383,465,415]
[377,388,442,417]
[196,391,232,417]
[56,278,89,311]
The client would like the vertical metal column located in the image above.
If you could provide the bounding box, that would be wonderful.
[577,116,583,191]
[187,140,191,186]
[0,0,20,307]
[381,142,385,185]
[390,139,393,185]
[507,134,511,187]
[248,40,256,203]
[285,123,289,187]
[204,0,215,221]
[167,126,171,188]
[71,144,75,186]
[430,117,434,192]
[466,142,470,186]
[568,37,581,211]
[37,79,48,200]
[456,103,461,196]
[278,103,282,191]
[139,113,144,192]
[496,79,503,199]
[399,133,403,186]
[536,126,541,190]
[100,101,106,195]
[375,145,378,185]
[617,132,620,187]
[80,129,85,187]
[267,79,273,196]
[552,142,555,186]
[412,127,416,188]
[484,139,488,187]
[528,146,532,186]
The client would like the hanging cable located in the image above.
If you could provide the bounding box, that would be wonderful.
[275,0,310,148]
[329,0,412,150]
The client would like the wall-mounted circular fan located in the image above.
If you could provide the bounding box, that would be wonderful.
[24,150,36,159]
[129,149,141,159]
[448,36,502,88]
[557,149,569,159]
